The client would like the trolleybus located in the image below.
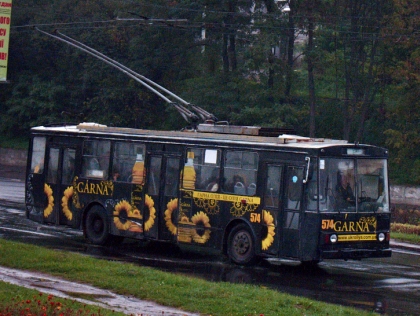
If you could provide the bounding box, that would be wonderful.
[25,122,391,265]
[26,29,391,265]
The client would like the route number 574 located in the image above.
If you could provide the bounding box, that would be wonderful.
[321,219,334,230]
[250,213,261,223]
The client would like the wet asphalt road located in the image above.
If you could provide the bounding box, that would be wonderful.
[0,176,419,315]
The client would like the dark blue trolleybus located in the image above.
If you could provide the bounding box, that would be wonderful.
[25,122,391,265]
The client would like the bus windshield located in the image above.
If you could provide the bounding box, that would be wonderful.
[317,158,389,213]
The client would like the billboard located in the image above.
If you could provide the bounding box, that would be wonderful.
[0,0,12,82]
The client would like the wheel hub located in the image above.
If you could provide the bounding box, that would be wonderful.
[92,218,103,233]
[234,232,250,255]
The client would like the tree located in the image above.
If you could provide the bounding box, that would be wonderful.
[381,0,420,184]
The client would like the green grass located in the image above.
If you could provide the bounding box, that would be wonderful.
[391,232,420,244]
[0,239,376,316]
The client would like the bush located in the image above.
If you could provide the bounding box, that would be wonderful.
[391,206,420,225]
[391,222,420,235]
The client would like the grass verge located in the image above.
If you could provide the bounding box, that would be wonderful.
[0,239,376,316]
[391,232,420,244]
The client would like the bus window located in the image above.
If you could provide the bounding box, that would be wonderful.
[264,165,282,208]
[62,149,76,184]
[357,159,389,213]
[223,151,258,195]
[164,158,180,196]
[286,167,303,210]
[112,142,145,182]
[319,159,356,211]
[46,148,59,184]
[306,161,318,211]
[184,148,220,192]
[148,156,162,195]
[319,158,389,213]
[82,140,110,179]
[30,137,46,174]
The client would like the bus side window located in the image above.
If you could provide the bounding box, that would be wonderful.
[112,142,144,182]
[183,148,220,192]
[82,140,110,179]
[30,137,46,174]
[223,151,258,195]
[264,165,282,208]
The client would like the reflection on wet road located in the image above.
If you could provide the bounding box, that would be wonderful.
[0,179,419,315]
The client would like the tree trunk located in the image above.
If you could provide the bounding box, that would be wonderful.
[307,10,316,138]
[222,33,229,74]
[285,1,295,98]
[229,35,237,71]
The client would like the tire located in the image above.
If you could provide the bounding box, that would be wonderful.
[300,260,320,271]
[227,224,256,266]
[85,206,110,245]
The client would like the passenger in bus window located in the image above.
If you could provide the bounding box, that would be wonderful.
[112,167,120,181]
[335,171,355,207]
[225,175,245,193]
[205,169,219,192]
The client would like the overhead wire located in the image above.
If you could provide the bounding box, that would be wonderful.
[10,19,420,43]
[10,1,420,39]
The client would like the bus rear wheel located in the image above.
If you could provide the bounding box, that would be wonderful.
[85,206,110,245]
[227,224,256,266]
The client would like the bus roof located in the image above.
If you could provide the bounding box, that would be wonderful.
[31,123,381,153]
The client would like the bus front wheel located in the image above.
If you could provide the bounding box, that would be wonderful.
[227,224,256,266]
[85,206,110,245]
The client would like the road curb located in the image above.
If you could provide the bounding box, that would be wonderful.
[390,239,420,253]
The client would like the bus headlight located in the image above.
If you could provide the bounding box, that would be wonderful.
[330,234,338,243]
[378,233,385,242]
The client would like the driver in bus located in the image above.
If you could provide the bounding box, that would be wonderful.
[335,171,355,208]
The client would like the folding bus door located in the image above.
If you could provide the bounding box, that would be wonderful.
[261,164,283,256]
[144,154,181,242]
[43,146,77,227]
[281,166,304,259]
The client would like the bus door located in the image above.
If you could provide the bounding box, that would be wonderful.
[44,146,76,226]
[144,154,181,241]
[27,137,47,223]
[262,164,283,255]
[281,166,304,258]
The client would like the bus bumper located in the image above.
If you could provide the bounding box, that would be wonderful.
[320,248,392,260]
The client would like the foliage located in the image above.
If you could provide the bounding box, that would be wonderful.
[391,207,420,226]
[1,0,420,183]
[391,222,420,235]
